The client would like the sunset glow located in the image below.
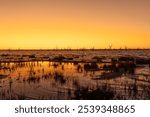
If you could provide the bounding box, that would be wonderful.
[0,0,150,49]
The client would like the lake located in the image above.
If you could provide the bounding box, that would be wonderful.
[0,50,150,100]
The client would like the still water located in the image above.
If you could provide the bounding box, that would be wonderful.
[0,61,149,100]
[0,50,150,100]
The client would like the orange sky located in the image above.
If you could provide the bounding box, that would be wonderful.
[0,0,150,49]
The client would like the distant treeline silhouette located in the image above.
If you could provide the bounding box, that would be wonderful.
[0,48,150,51]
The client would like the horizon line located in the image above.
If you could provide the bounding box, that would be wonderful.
[0,48,150,51]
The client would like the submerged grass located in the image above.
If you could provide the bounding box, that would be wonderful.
[73,84,115,100]
[0,50,150,100]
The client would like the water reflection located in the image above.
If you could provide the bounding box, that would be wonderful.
[0,61,150,100]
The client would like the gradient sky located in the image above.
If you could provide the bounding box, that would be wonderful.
[0,0,150,49]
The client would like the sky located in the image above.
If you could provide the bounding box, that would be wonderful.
[0,0,150,49]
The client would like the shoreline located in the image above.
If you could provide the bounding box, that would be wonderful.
[0,49,150,51]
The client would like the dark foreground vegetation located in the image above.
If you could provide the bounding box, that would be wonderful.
[0,50,150,100]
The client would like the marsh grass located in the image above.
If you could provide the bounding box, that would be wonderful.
[73,84,115,100]
[0,50,150,100]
